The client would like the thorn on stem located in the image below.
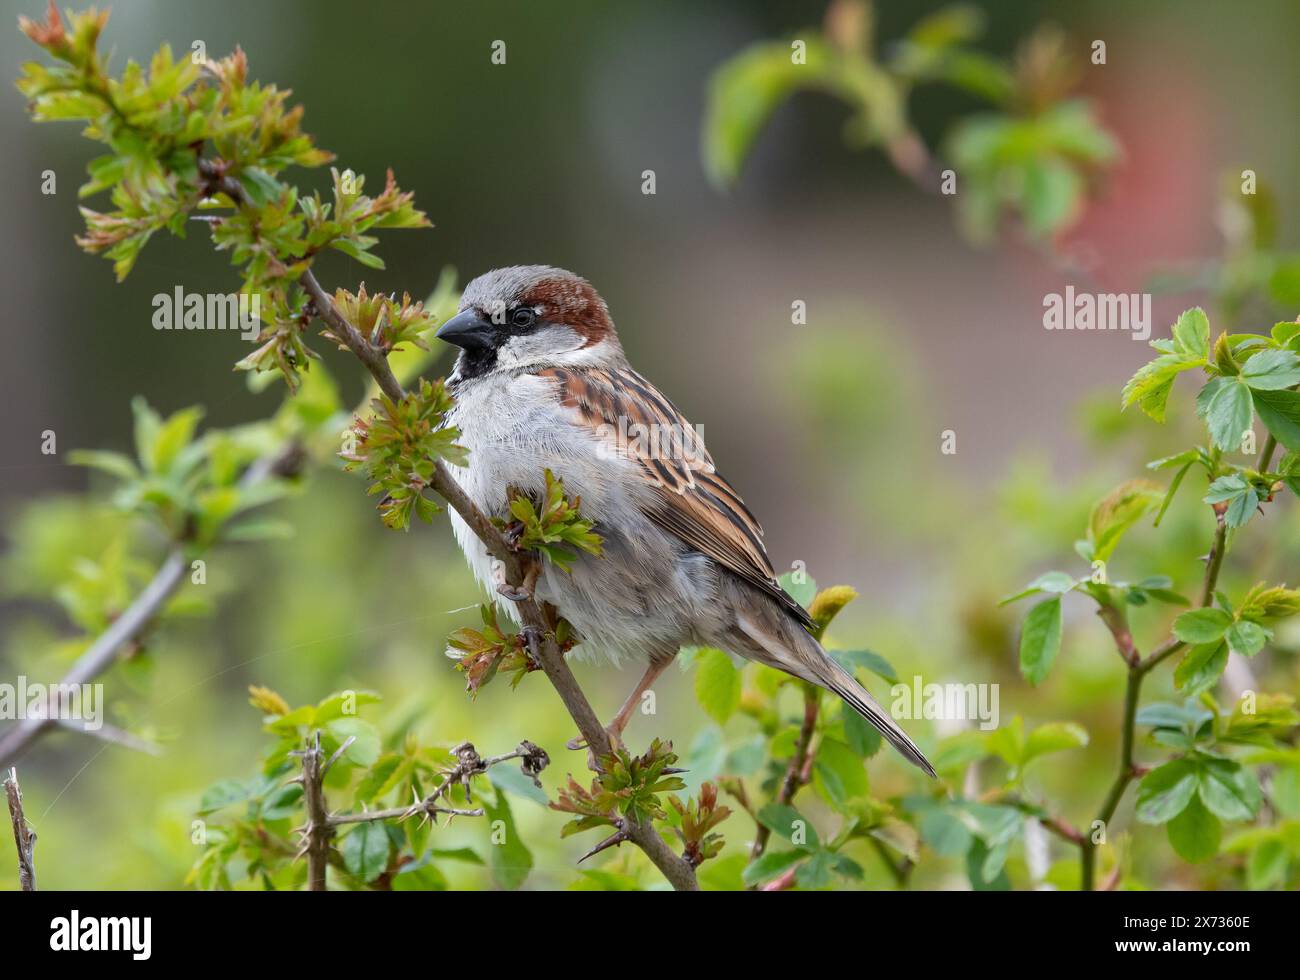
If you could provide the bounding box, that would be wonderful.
[577,824,631,863]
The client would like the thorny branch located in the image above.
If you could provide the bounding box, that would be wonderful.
[1080,516,1231,891]
[291,739,551,890]
[293,733,332,892]
[4,767,37,891]
[327,741,549,826]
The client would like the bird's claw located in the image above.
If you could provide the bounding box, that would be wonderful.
[495,553,541,603]
[518,625,544,668]
[566,725,626,773]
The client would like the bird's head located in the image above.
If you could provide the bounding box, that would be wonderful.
[437,265,622,379]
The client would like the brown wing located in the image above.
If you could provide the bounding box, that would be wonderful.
[538,365,815,631]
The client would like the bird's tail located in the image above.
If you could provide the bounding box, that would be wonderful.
[811,653,937,778]
[734,610,936,778]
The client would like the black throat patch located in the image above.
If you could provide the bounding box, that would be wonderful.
[453,346,500,384]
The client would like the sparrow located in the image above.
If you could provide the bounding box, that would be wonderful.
[436,265,935,777]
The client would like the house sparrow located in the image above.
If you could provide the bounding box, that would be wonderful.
[437,265,935,777]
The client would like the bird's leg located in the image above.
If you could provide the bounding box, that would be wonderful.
[566,659,672,766]
[496,552,541,602]
[606,658,672,743]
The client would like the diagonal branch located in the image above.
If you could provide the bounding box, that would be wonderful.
[0,448,296,770]
[206,167,699,891]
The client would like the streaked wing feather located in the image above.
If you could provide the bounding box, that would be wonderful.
[540,365,815,630]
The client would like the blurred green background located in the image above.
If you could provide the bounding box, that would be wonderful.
[2,0,1299,889]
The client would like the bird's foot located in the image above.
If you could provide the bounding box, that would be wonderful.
[495,553,541,603]
[517,624,544,669]
[565,724,627,773]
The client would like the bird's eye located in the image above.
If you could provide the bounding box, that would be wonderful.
[510,306,538,329]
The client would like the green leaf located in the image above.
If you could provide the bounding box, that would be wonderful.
[483,786,533,890]
[67,449,140,482]
[1021,159,1082,238]
[998,570,1075,606]
[1203,473,1261,528]
[1136,758,1198,823]
[1281,452,1300,497]
[259,783,302,820]
[1225,619,1270,656]
[793,847,839,890]
[430,846,485,865]
[984,716,1025,769]
[1197,757,1261,822]
[130,397,163,472]
[1272,321,1300,346]
[313,690,382,723]
[777,570,817,607]
[354,753,404,804]
[1088,480,1162,562]
[1172,608,1232,644]
[1172,308,1210,359]
[930,732,987,773]
[919,807,972,857]
[812,736,869,807]
[966,837,1010,890]
[1147,449,1200,471]
[1197,377,1254,451]
[325,718,381,767]
[741,848,805,887]
[842,707,882,758]
[391,861,448,892]
[756,803,819,850]
[828,648,898,684]
[1129,576,1191,607]
[1240,348,1300,390]
[1023,721,1089,763]
[1167,794,1220,863]
[151,405,204,475]
[238,167,284,207]
[197,778,255,815]
[340,822,390,884]
[1137,701,1210,732]
[1246,838,1289,889]
[694,647,741,725]
[330,237,386,269]
[1252,387,1300,452]
[703,38,836,189]
[1152,460,1194,528]
[1018,596,1062,685]
[1270,766,1300,819]
[1174,642,1228,695]
[1122,353,1203,422]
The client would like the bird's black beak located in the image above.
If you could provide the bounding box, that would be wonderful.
[435,309,496,350]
